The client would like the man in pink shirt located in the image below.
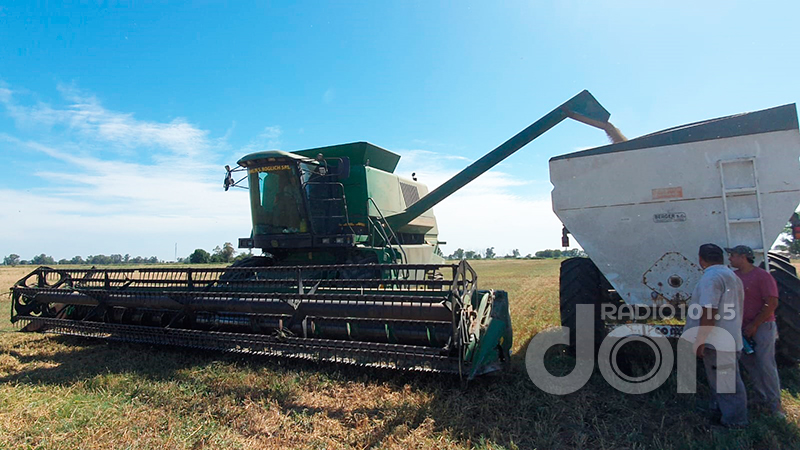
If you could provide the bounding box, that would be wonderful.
[726,245,785,417]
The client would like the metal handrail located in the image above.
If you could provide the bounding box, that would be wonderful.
[366,197,409,270]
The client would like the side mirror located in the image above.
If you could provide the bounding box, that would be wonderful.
[224,165,233,191]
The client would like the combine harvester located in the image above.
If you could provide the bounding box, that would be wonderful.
[11,90,623,379]
[551,102,800,363]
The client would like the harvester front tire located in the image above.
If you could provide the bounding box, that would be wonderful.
[559,257,606,351]
[768,262,800,366]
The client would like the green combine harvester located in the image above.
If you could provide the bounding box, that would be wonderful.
[11,90,619,379]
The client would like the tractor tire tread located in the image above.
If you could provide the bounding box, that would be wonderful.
[769,261,800,365]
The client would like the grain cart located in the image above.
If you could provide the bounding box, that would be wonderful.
[551,103,800,363]
[11,90,621,379]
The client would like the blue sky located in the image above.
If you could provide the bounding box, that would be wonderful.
[1,1,799,261]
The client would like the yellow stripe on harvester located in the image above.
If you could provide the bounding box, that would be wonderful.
[249,165,291,173]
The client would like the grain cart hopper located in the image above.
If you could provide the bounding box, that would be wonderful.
[550,103,800,363]
[12,90,619,379]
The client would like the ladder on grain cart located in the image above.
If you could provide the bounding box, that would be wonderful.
[718,157,770,267]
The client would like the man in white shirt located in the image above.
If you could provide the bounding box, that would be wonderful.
[685,243,748,427]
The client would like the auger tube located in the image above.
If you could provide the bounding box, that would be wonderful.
[385,90,619,230]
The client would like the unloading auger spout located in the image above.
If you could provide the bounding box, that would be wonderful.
[385,90,625,230]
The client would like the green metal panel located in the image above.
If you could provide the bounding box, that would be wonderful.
[365,166,406,216]
[467,290,512,379]
[294,142,401,173]
[339,164,369,227]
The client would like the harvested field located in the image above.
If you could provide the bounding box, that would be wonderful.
[2,260,800,449]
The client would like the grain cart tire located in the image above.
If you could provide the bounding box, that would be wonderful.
[560,257,606,351]
[767,262,800,366]
[765,252,797,277]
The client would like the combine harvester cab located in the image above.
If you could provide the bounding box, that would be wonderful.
[551,103,800,362]
[12,90,628,379]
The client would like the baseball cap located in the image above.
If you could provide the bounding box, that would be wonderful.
[699,243,724,260]
[725,245,755,259]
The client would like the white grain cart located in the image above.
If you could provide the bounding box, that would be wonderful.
[550,103,800,363]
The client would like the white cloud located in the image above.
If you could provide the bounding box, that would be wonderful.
[0,86,11,103]
[237,125,282,156]
[260,125,282,140]
[395,147,564,257]
[323,88,335,104]
[1,84,211,157]
[0,83,253,261]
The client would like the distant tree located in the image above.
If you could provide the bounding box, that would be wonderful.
[147,256,159,264]
[233,252,253,263]
[87,254,112,265]
[58,258,69,265]
[3,254,20,266]
[31,254,56,265]
[512,249,521,258]
[534,248,584,258]
[448,248,465,260]
[211,243,236,263]
[560,248,586,258]
[485,247,496,259]
[70,255,85,264]
[124,254,130,263]
[775,222,800,256]
[189,249,211,264]
[464,250,480,260]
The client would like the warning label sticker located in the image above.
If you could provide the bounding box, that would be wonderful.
[652,187,683,200]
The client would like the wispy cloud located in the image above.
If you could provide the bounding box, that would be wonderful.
[395,147,564,256]
[0,82,255,260]
[1,84,212,158]
[238,125,282,156]
[323,88,335,104]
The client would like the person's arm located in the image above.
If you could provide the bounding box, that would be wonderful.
[744,296,778,337]
[743,271,780,338]
[696,306,718,357]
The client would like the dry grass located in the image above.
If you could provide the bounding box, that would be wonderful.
[2,261,800,449]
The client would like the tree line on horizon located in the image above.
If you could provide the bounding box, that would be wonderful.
[2,253,162,266]
[2,243,588,266]
[2,243,250,266]
[444,247,585,260]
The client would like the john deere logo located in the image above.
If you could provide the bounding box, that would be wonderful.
[653,212,686,223]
